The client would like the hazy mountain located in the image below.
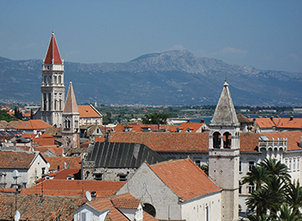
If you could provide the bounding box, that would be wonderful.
[0,50,301,106]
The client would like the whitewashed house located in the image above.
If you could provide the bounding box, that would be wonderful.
[117,158,222,221]
[74,193,155,221]
[0,150,48,188]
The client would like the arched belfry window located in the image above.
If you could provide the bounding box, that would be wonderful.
[213,132,221,148]
[223,132,232,148]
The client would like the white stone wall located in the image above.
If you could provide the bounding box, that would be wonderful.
[0,168,28,188]
[74,205,108,221]
[181,192,221,221]
[79,117,102,126]
[27,154,49,187]
[117,163,182,220]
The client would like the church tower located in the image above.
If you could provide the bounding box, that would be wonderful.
[62,82,80,149]
[208,81,240,221]
[40,32,65,127]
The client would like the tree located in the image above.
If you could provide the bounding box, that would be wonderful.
[242,165,268,191]
[244,158,301,220]
[14,107,22,120]
[142,112,169,124]
[284,181,302,216]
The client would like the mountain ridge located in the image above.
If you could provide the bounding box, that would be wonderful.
[0,50,301,106]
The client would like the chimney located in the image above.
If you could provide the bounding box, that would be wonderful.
[290,116,294,121]
[200,119,205,123]
[270,116,273,121]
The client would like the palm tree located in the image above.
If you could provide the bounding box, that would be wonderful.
[259,158,290,182]
[242,165,268,190]
[277,203,302,221]
[284,181,302,215]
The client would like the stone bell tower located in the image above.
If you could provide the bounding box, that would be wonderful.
[62,82,80,149]
[40,32,65,127]
[208,81,240,221]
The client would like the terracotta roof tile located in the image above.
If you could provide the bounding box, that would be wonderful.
[44,32,62,65]
[255,118,276,129]
[273,117,302,129]
[22,180,125,197]
[0,193,84,220]
[78,105,102,118]
[179,122,204,133]
[0,151,36,169]
[108,132,209,152]
[44,156,81,171]
[15,120,52,130]
[240,131,302,152]
[149,158,221,201]
[110,193,140,209]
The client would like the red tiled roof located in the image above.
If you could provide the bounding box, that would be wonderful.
[108,132,209,152]
[0,193,84,220]
[179,122,204,133]
[273,118,302,129]
[88,198,129,220]
[22,180,125,197]
[149,158,221,201]
[143,211,159,221]
[35,145,63,156]
[78,105,102,118]
[44,32,62,65]
[36,169,80,183]
[240,131,302,152]
[255,118,276,129]
[86,193,145,221]
[0,151,36,169]
[44,156,81,171]
[15,120,52,130]
[111,193,140,209]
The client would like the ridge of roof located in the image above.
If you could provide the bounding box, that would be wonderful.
[63,82,79,114]
[210,81,239,126]
[44,32,63,65]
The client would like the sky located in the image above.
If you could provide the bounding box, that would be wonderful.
[0,1,302,72]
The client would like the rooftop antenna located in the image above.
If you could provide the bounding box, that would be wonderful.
[85,190,92,202]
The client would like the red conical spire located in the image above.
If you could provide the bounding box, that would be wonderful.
[44,31,62,65]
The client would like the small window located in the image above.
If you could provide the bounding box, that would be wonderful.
[298,158,300,171]
[239,181,242,194]
[94,173,103,180]
[248,183,255,193]
[293,158,296,171]
[41,168,45,175]
[289,159,292,171]
[81,212,86,221]
[249,161,254,171]
[239,161,242,172]
[118,174,127,181]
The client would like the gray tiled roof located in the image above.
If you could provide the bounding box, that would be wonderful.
[210,81,239,127]
[86,142,164,168]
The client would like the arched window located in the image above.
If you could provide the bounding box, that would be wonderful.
[223,132,232,148]
[213,132,221,148]
[143,203,156,217]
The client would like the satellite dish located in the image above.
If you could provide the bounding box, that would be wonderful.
[14,210,20,221]
[13,170,19,178]
[46,163,50,169]
[85,191,92,201]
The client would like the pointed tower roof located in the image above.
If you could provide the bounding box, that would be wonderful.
[44,32,63,65]
[210,81,239,126]
[64,82,79,114]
